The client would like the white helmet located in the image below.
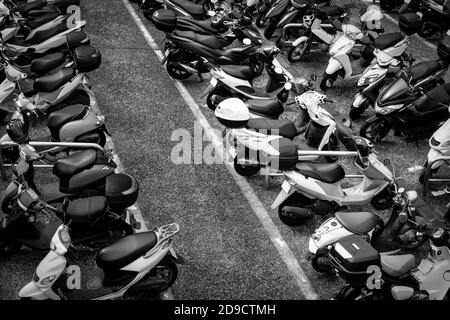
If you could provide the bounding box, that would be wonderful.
[215,98,250,128]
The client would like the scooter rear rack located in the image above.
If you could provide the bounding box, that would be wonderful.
[422,155,450,196]
[0,141,106,180]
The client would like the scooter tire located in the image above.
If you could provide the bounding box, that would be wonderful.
[206,87,230,111]
[277,89,289,103]
[349,104,368,121]
[418,23,436,38]
[320,72,335,91]
[233,157,261,176]
[154,257,178,288]
[323,134,340,163]
[359,117,392,143]
[287,41,309,63]
[311,254,333,273]
[263,18,278,39]
[278,194,316,226]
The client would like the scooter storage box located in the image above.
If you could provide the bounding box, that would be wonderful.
[73,45,102,72]
[329,235,380,284]
[151,10,177,33]
[105,173,139,212]
[66,31,91,50]
[266,138,298,170]
[437,38,450,63]
[398,13,422,35]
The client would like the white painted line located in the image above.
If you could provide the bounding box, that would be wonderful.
[122,0,319,300]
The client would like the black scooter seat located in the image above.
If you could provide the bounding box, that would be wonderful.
[246,99,284,119]
[30,52,66,76]
[380,254,416,277]
[96,231,158,271]
[373,32,404,50]
[410,60,442,83]
[33,68,75,92]
[335,211,381,234]
[27,12,61,30]
[64,196,106,226]
[246,118,298,139]
[173,30,226,49]
[53,149,97,178]
[171,0,205,19]
[221,65,254,80]
[47,104,88,140]
[18,0,47,17]
[26,22,68,45]
[177,16,218,33]
[294,162,345,183]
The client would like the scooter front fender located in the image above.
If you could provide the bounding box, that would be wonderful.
[427,148,445,169]
[271,187,295,209]
[292,36,309,47]
[353,92,368,108]
[18,282,49,300]
[325,57,343,77]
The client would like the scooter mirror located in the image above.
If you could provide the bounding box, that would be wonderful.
[398,211,408,224]
[274,66,283,74]
[242,38,251,45]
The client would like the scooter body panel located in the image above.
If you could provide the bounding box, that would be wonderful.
[25,14,68,42]
[308,217,356,254]
[63,164,115,193]
[292,35,309,47]
[59,109,104,142]
[325,56,343,77]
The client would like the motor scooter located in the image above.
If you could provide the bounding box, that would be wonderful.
[359,80,450,142]
[19,222,180,299]
[272,136,396,226]
[142,0,224,20]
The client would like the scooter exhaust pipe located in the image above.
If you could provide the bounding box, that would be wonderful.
[282,206,315,221]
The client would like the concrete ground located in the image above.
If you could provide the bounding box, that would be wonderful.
[0,0,449,300]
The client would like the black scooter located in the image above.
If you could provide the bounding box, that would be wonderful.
[360,78,450,142]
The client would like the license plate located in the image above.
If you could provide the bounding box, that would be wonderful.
[210,77,218,87]
[281,180,291,193]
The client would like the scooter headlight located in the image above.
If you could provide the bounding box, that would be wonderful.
[358,74,379,86]
[375,104,403,114]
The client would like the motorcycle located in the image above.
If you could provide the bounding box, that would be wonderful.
[359,79,450,143]
[349,38,450,120]
[202,47,304,110]
[331,222,450,300]
[272,136,396,226]
[19,222,180,299]
[307,184,427,273]
[320,30,410,90]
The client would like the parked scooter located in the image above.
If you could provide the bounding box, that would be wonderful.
[272,136,396,226]
[307,185,426,273]
[214,92,346,178]
[331,223,450,300]
[202,47,303,110]
[349,38,450,120]
[359,80,450,143]
[141,0,226,20]
[320,31,410,90]
[420,115,450,195]
[19,222,179,299]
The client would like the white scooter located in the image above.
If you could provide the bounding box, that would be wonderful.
[272,136,395,226]
[420,111,450,196]
[320,27,409,90]
[19,222,180,300]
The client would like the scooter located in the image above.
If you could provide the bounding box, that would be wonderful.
[215,92,346,178]
[202,47,303,110]
[0,44,101,123]
[19,222,180,299]
[349,38,450,120]
[359,80,450,142]
[320,30,410,90]
[0,175,137,255]
[142,0,224,20]
[272,136,396,226]
[420,114,450,195]
[401,0,450,38]
[286,5,383,63]
[331,223,450,300]
[307,184,426,273]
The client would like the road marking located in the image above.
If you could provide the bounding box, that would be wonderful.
[121,0,319,300]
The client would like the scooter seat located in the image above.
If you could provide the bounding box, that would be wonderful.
[246,118,298,139]
[171,0,205,19]
[53,149,97,178]
[33,68,75,92]
[177,17,218,33]
[410,60,442,83]
[25,22,68,45]
[246,99,284,119]
[26,12,61,30]
[380,254,415,277]
[96,231,158,271]
[173,30,226,49]
[30,52,66,76]
[335,211,381,234]
[18,0,47,17]
[294,162,345,183]
[47,104,88,140]
[373,32,404,50]
[316,5,341,19]
[64,196,106,226]
[221,65,255,80]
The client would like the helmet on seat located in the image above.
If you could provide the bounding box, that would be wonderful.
[215,98,250,128]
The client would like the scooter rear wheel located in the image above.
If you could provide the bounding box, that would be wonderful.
[359,117,392,143]
[418,23,436,38]
[233,157,261,176]
[0,239,22,257]
[153,257,178,288]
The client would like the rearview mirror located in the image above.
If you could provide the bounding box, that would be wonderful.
[242,38,251,45]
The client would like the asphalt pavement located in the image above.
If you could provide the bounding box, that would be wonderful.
[0,0,449,300]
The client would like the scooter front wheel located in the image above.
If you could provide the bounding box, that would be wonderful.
[166,58,193,80]
[323,134,340,163]
[153,257,178,288]
[349,100,370,121]
[418,23,436,38]
[287,41,309,63]
[311,254,333,273]
[233,157,261,176]
[320,72,336,91]
[0,239,22,257]
[359,117,392,143]
[278,194,316,226]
